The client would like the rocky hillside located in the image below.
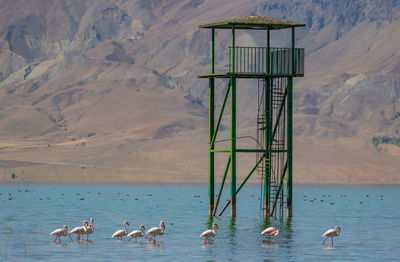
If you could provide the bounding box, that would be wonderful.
[0,0,399,183]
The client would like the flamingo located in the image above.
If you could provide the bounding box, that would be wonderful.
[128,225,145,242]
[50,225,72,243]
[83,217,94,240]
[146,220,165,243]
[261,226,279,243]
[322,226,341,246]
[68,220,88,242]
[112,221,129,240]
[200,223,218,244]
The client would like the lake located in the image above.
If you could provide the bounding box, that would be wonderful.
[0,184,399,261]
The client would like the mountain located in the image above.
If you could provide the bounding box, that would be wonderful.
[0,0,399,184]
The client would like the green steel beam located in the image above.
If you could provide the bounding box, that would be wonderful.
[287,76,293,218]
[264,28,271,218]
[212,28,215,73]
[212,155,231,217]
[217,154,265,216]
[210,149,288,153]
[217,200,230,217]
[198,73,304,79]
[236,154,265,194]
[237,149,288,153]
[230,25,236,217]
[237,149,266,153]
[210,80,231,148]
[210,149,231,152]
[267,29,270,74]
[208,27,215,217]
[272,88,287,140]
[270,160,288,215]
[287,26,295,218]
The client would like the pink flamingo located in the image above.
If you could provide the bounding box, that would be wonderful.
[128,225,145,242]
[112,221,129,240]
[82,217,94,240]
[322,226,341,246]
[146,220,165,243]
[68,220,88,242]
[50,225,72,243]
[261,226,279,243]
[200,223,218,244]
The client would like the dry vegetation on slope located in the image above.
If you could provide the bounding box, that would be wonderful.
[0,0,399,183]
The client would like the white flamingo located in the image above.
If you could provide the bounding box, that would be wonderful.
[83,217,94,240]
[68,220,88,242]
[128,225,145,242]
[261,227,279,242]
[200,223,218,244]
[50,225,72,243]
[146,220,165,243]
[322,226,341,246]
[112,220,129,240]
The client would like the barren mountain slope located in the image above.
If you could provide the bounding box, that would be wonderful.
[0,0,399,183]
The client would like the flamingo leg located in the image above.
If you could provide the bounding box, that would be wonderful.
[153,236,156,243]
[322,237,328,245]
[204,237,209,244]
[331,237,334,246]
[68,234,73,242]
[262,236,271,243]
[58,237,61,244]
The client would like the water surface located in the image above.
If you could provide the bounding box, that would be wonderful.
[0,185,399,261]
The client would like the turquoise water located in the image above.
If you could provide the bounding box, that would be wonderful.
[0,185,399,261]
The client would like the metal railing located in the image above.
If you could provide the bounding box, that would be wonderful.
[228,46,304,76]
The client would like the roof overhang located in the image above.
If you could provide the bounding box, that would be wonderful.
[199,14,305,30]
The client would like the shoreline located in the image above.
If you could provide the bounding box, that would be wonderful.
[1,181,400,187]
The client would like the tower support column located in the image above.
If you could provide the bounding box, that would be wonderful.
[287,27,295,218]
[208,28,215,216]
[230,25,236,217]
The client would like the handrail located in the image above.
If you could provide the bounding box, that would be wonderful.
[228,46,304,76]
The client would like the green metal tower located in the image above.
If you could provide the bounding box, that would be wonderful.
[198,15,305,218]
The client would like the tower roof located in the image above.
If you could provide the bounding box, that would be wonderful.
[199,14,305,30]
